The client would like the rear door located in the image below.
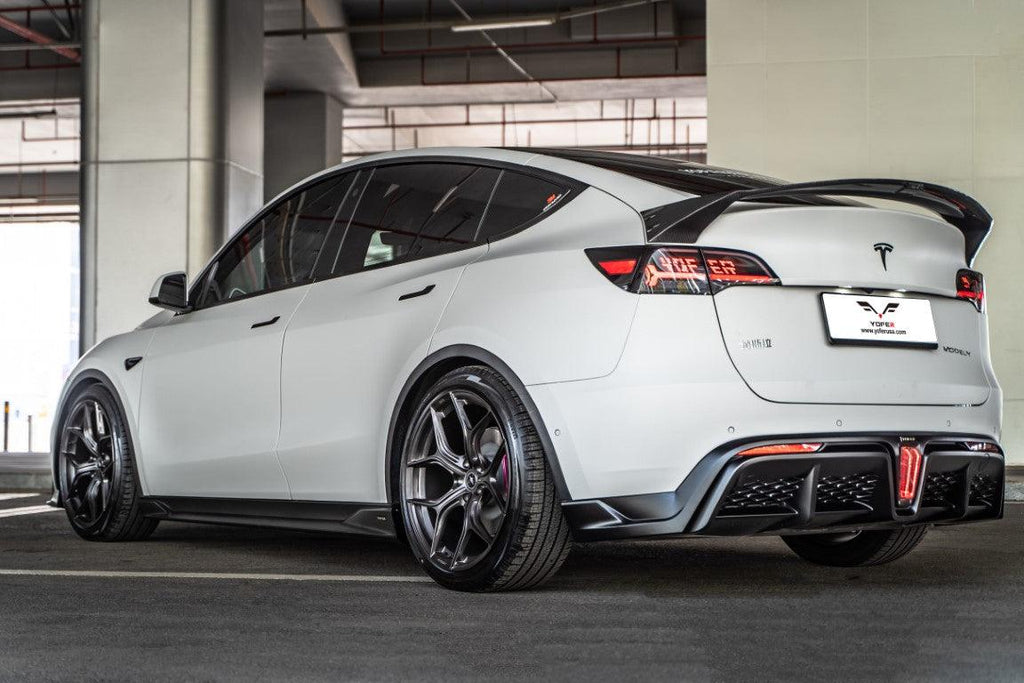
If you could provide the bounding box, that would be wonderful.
[699,205,994,405]
[276,162,499,502]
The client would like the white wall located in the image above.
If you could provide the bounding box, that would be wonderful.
[707,0,1024,464]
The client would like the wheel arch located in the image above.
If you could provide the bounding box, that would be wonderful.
[385,345,571,512]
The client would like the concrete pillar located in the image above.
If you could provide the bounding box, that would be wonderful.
[706,0,1024,465]
[80,0,264,346]
[264,91,343,199]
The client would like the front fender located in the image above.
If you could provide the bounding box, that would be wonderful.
[51,329,158,493]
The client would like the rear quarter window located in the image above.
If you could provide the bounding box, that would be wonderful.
[477,170,573,242]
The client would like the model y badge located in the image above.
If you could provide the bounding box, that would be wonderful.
[873,242,893,270]
[859,301,900,319]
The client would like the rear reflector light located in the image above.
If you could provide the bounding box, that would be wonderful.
[737,443,823,457]
[897,445,923,505]
[597,258,638,276]
[585,247,645,289]
[956,268,984,311]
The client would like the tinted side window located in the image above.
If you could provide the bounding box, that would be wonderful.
[477,171,571,242]
[199,173,353,306]
[332,163,499,275]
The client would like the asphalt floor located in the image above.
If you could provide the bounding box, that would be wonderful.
[0,493,1021,682]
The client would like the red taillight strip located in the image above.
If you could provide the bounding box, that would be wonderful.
[956,268,984,311]
[897,445,923,505]
[737,443,823,457]
[708,274,776,283]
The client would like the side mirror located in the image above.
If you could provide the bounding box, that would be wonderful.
[148,271,190,312]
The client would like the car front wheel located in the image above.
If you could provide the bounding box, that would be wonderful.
[399,365,570,592]
[57,383,158,542]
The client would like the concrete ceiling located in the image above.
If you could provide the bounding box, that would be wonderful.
[0,0,80,101]
[265,0,706,105]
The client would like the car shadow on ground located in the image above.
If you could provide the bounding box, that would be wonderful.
[138,515,1023,597]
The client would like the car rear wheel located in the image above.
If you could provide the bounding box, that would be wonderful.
[399,365,570,592]
[57,383,158,542]
[782,526,928,567]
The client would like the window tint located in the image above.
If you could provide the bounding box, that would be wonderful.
[331,163,499,275]
[199,173,353,306]
[477,170,570,242]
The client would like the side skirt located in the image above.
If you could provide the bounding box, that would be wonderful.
[140,496,396,538]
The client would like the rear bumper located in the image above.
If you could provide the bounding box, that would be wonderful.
[561,434,1004,541]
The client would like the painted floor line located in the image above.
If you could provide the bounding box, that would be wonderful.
[0,568,432,583]
[0,505,61,518]
[0,493,38,502]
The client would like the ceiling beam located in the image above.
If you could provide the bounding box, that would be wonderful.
[265,0,666,38]
[0,14,79,62]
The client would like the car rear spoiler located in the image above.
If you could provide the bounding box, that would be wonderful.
[642,179,993,265]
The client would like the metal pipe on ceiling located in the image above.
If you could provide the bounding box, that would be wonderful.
[343,113,706,131]
[370,34,704,58]
[0,41,79,52]
[0,108,57,119]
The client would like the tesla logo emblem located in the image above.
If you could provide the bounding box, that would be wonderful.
[858,301,900,318]
[873,242,893,270]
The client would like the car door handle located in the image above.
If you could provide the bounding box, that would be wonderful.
[250,315,280,329]
[398,284,435,301]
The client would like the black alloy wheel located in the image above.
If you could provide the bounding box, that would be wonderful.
[57,383,157,541]
[399,366,570,591]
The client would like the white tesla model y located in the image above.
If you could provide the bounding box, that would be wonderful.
[52,147,1004,591]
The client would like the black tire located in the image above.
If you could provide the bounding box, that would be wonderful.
[782,526,928,567]
[398,365,570,592]
[56,382,158,542]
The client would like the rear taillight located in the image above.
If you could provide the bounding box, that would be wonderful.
[586,247,779,294]
[586,247,644,289]
[701,249,780,292]
[956,268,984,311]
[897,445,923,506]
[641,248,709,294]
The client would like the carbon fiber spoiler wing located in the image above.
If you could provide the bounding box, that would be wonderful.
[642,179,993,265]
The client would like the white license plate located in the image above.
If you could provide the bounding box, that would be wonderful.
[821,293,938,348]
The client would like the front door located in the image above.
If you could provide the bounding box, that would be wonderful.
[136,171,355,498]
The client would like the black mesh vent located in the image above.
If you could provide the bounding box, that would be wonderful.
[815,473,879,512]
[719,476,803,516]
[969,474,1000,508]
[922,471,961,508]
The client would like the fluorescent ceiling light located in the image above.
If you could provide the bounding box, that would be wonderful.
[451,17,555,32]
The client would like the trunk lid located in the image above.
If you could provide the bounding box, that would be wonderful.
[698,205,993,406]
